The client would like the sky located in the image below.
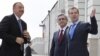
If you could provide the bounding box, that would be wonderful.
[0,0,57,44]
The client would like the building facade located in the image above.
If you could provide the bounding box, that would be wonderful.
[40,0,100,56]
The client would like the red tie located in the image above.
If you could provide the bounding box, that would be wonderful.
[58,30,63,45]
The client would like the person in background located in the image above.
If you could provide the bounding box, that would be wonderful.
[25,42,32,56]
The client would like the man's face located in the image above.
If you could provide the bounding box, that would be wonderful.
[69,9,79,22]
[57,16,68,28]
[13,3,24,18]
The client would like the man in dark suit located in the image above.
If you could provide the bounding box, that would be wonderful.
[66,7,98,56]
[50,14,69,56]
[0,2,30,56]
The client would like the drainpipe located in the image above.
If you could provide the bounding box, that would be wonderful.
[48,10,51,56]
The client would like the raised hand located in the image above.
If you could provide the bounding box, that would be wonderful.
[90,8,96,17]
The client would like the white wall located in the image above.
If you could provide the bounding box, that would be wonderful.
[43,15,50,55]
[88,0,100,56]
[31,38,44,55]
[42,1,59,54]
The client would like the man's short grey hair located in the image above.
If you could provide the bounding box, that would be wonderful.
[57,14,68,20]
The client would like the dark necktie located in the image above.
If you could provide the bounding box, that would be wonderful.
[58,30,63,45]
[18,20,24,51]
[18,19,23,33]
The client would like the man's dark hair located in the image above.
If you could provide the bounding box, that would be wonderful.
[13,2,22,8]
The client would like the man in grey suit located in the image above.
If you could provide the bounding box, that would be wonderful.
[67,7,98,56]
[50,14,69,56]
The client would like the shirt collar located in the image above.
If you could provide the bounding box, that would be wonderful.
[14,14,20,20]
[59,25,67,35]
[60,25,68,31]
[72,20,79,25]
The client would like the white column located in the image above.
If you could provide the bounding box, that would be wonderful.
[88,0,100,56]
[88,38,99,56]
[64,0,74,25]
[58,0,66,14]
[74,0,85,21]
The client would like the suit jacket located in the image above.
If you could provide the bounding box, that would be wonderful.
[25,46,32,56]
[0,14,27,56]
[67,16,98,56]
[50,27,69,56]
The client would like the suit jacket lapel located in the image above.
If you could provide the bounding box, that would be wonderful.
[57,27,69,45]
[20,20,26,32]
[71,21,82,40]
[11,14,22,35]
[56,30,59,44]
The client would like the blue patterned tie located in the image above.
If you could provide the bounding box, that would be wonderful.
[69,24,76,39]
